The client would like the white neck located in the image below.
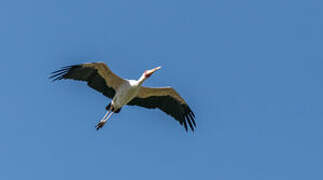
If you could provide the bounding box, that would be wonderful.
[137,73,147,85]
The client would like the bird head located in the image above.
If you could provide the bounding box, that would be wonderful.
[144,66,161,79]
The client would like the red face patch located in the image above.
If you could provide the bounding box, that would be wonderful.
[144,71,152,78]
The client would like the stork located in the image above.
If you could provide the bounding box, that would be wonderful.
[50,62,196,132]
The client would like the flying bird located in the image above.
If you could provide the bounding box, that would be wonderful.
[50,62,196,132]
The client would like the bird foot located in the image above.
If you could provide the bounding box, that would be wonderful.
[96,120,106,130]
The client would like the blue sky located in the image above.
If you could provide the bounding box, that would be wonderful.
[1,0,322,179]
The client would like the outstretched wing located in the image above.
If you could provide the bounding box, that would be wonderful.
[127,87,196,132]
[50,62,125,99]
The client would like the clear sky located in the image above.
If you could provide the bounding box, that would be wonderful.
[1,0,322,179]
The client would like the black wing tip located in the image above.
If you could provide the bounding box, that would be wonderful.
[181,105,196,133]
[49,65,81,82]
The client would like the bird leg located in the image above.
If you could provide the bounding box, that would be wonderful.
[96,106,114,130]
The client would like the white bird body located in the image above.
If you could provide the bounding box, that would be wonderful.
[50,62,196,132]
[112,80,141,109]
